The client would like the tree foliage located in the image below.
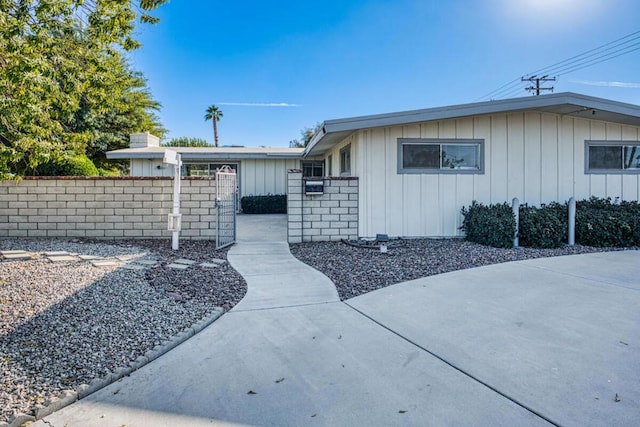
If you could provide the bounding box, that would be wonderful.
[289,122,323,148]
[0,0,168,177]
[204,104,223,147]
[163,137,212,148]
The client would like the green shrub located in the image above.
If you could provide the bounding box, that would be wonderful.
[576,197,640,247]
[36,154,99,176]
[518,202,567,248]
[460,201,515,248]
[241,194,287,214]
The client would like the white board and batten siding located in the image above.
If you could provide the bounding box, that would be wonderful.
[240,159,298,197]
[326,112,640,238]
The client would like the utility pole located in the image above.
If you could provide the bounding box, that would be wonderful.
[522,75,556,95]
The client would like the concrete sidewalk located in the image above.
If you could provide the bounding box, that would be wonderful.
[40,224,640,426]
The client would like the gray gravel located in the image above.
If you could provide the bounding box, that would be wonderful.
[290,238,622,300]
[0,239,246,424]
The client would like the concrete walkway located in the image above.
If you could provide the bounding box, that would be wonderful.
[40,218,640,426]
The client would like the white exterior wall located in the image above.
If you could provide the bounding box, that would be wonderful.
[240,159,298,196]
[129,158,297,197]
[130,159,173,177]
[325,133,359,177]
[355,112,640,238]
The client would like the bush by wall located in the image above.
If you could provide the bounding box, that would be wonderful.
[35,154,99,176]
[241,194,287,214]
[518,202,567,248]
[460,201,515,248]
[576,197,640,247]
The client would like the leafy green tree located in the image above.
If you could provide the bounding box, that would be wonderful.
[289,122,323,148]
[0,0,168,178]
[204,105,223,147]
[163,137,212,147]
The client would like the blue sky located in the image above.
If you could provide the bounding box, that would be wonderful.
[130,0,640,147]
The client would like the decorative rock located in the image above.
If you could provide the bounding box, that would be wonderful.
[208,258,226,265]
[173,258,196,265]
[0,238,246,424]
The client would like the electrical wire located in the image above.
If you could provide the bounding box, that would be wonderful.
[479,29,640,101]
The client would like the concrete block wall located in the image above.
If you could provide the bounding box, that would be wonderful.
[0,177,216,240]
[287,170,359,243]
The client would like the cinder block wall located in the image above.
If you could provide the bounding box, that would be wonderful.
[0,177,216,240]
[287,170,359,243]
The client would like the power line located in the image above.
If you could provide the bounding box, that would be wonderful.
[478,29,640,101]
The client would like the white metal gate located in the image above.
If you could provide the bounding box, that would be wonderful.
[215,165,237,249]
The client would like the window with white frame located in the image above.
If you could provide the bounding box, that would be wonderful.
[397,138,484,174]
[585,141,640,173]
[340,144,351,175]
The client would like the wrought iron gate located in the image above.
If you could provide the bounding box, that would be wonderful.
[215,165,237,249]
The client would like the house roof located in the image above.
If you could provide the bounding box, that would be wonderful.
[106,146,305,160]
[304,92,640,156]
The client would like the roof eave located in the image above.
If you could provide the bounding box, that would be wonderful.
[303,92,640,156]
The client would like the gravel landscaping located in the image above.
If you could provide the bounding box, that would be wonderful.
[290,238,622,300]
[0,239,246,424]
[0,235,628,424]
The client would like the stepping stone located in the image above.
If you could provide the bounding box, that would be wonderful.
[79,255,103,261]
[208,258,226,265]
[44,251,69,256]
[90,260,119,267]
[133,260,159,266]
[48,255,78,262]
[122,264,146,270]
[167,263,190,270]
[2,252,32,261]
[173,258,196,265]
[1,250,28,255]
[199,262,220,268]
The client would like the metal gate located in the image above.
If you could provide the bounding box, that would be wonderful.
[215,165,237,249]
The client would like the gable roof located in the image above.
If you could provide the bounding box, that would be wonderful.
[304,92,640,156]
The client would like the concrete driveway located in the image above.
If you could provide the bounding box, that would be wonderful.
[40,242,640,427]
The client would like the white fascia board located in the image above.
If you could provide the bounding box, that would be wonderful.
[107,150,303,160]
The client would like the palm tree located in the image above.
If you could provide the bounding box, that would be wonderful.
[204,104,223,147]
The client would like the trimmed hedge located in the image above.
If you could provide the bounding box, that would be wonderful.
[576,197,640,247]
[460,201,515,248]
[462,197,640,248]
[518,202,567,248]
[35,154,99,177]
[241,194,287,214]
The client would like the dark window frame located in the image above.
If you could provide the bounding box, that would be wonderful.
[301,160,325,177]
[585,140,640,174]
[181,162,239,178]
[340,144,351,176]
[397,138,484,174]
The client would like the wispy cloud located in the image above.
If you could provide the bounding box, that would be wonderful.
[569,79,640,88]
[217,102,303,107]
